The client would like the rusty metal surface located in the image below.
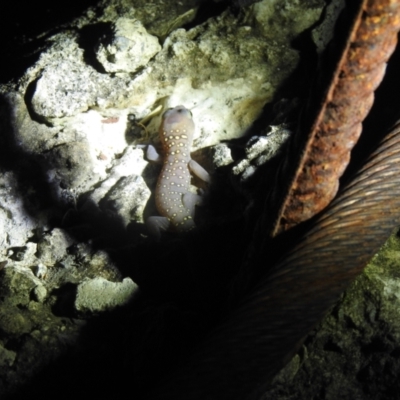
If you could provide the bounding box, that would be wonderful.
[268,0,400,236]
[145,117,400,399]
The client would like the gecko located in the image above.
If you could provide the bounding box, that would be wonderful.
[146,105,210,238]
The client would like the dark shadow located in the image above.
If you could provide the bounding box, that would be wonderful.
[77,22,112,74]
[184,0,231,30]
[24,79,54,126]
[0,95,60,219]
[51,283,79,317]
[0,0,103,84]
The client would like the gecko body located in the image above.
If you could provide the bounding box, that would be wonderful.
[147,106,210,237]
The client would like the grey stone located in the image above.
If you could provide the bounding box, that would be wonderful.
[75,277,138,313]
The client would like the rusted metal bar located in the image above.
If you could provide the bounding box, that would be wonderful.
[267,0,400,236]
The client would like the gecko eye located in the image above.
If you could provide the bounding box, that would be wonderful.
[175,106,193,118]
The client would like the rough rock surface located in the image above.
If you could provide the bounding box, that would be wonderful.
[75,277,138,312]
[96,18,161,73]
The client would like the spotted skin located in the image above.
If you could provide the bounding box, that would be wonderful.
[147,106,210,237]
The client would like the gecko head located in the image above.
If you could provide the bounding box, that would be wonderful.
[162,105,193,126]
[160,105,195,140]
